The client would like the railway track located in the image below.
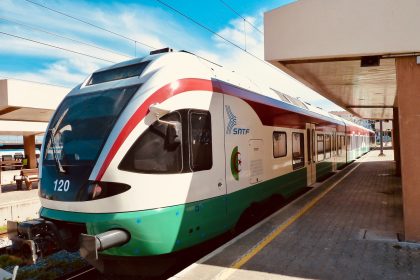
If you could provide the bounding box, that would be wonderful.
[0,231,11,254]
[0,189,310,279]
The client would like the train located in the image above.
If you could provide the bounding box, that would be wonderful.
[7,48,374,275]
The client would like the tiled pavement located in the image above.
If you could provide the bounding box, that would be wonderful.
[172,150,420,280]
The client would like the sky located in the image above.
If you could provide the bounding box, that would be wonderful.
[0,0,344,111]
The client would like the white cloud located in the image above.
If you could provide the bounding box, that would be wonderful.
[204,14,344,112]
[0,0,213,87]
[0,0,344,112]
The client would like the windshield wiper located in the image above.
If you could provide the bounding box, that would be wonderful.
[48,128,66,174]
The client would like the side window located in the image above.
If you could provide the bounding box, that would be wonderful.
[292,132,305,169]
[325,135,331,159]
[347,135,351,151]
[189,111,212,171]
[339,135,344,156]
[317,134,324,161]
[352,135,356,150]
[119,111,183,173]
[306,128,311,163]
[273,132,287,158]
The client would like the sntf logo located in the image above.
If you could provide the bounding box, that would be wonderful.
[225,105,250,135]
[230,146,241,181]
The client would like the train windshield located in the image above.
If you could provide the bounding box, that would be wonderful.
[44,85,139,165]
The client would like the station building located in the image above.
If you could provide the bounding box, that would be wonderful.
[265,0,420,241]
[0,79,68,169]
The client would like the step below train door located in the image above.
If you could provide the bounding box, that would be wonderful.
[306,123,316,186]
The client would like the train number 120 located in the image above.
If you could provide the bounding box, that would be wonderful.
[53,179,70,192]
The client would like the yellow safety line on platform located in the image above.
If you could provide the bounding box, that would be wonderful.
[216,162,361,279]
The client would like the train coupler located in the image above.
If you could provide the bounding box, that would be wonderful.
[6,219,63,263]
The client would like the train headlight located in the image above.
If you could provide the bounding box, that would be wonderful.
[87,181,131,200]
[91,183,102,199]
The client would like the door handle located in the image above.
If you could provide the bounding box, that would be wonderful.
[218,182,223,187]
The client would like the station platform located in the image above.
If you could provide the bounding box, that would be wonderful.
[0,182,39,227]
[171,150,420,280]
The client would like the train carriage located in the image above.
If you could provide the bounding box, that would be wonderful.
[8,49,374,274]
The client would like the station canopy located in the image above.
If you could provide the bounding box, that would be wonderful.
[264,0,420,120]
[0,79,69,135]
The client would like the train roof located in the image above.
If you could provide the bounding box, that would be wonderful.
[82,49,373,133]
[193,53,373,132]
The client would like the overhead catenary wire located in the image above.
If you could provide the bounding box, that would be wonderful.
[14,0,304,96]
[0,16,133,59]
[23,0,158,54]
[0,31,116,63]
[155,0,244,52]
[154,0,289,76]
[219,0,264,34]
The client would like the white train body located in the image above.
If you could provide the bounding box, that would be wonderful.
[36,50,373,266]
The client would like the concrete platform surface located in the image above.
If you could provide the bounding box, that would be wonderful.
[0,170,22,186]
[171,150,420,280]
[0,183,40,226]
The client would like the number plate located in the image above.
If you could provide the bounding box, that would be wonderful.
[53,179,70,192]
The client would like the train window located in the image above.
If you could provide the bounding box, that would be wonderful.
[306,129,311,163]
[292,133,305,169]
[352,135,357,150]
[119,111,183,174]
[339,135,345,156]
[337,135,341,156]
[347,135,351,151]
[88,61,150,85]
[189,111,212,171]
[273,132,287,158]
[325,135,331,159]
[44,85,139,163]
[317,134,324,161]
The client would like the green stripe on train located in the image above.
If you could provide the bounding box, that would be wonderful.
[316,161,332,180]
[40,168,307,257]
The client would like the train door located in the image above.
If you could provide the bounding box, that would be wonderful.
[332,132,337,171]
[187,92,227,208]
[306,123,316,186]
[249,139,264,184]
[209,93,227,198]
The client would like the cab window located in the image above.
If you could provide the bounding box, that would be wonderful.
[119,109,213,174]
[119,111,183,173]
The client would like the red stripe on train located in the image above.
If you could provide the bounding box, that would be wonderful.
[95,78,369,180]
[95,78,214,181]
